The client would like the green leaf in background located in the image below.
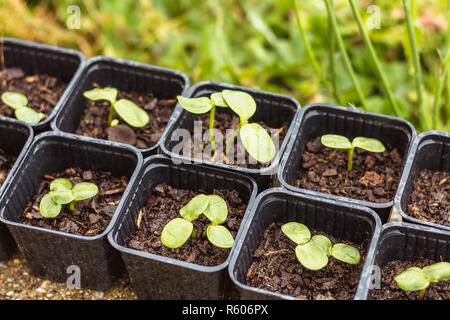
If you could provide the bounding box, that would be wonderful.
[39,193,62,219]
[395,267,430,291]
[206,224,234,248]
[83,87,118,104]
[222,90,256,122]
[71,182,99,201]
[203,194,228,225]
[177,96,213,114]
[281,222,311,245]
[239,123,276,163]
[352,137,386,153]
[161,218,194,248]
[114,99,150,127]
[180,194,209,222]
[331,243,360,264]
[1,92,28,109]
[295,241,329,271]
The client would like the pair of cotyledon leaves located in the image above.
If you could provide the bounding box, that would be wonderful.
[281,222,360,271]
[394,262,450,292]
[83,87,149,128]
[321,134,386,153]
[161,194,234,249]
[40,178,98,218]
[1,91,45,124]
[177,90,276,163]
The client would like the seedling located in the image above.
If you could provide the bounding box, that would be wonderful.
[281,222,360,270]
[177,90,276,163]
[83,87,149,128]
[39,178,98,218]
[321,134,385,171]
[161,194,234,249]
[394,261,450,299]
[1,91,45,124]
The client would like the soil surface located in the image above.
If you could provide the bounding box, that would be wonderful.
[297,137,403,203]
[0,252,137,300]
[245,222,367,300]
[371,257,450,300]
[0,147,16,188]
[0,67,67,120]
[407,169,450,227]
[126,183,247,266]
[76,84,177,149]
[21,167,128,237]
[181,111,289,169]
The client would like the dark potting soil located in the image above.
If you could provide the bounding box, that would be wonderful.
[76,84,177,149]
[407,169,450,227]
[245,222,367,300]
[181,111,288,169]
[125,183,248,267]
[297,137,404,203]
[0,67,67,120]
[21,167,128,237]
[0,147,17,188]
[371,257,450,300]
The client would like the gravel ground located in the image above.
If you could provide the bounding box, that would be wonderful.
[0,252,138,300]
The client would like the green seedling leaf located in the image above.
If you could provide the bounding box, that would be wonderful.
[206,224,234,248]
[50,190,75,205]
[203,195,228,225]
[331,243,360,264]
[15,107,45,124]
[240,123,276,163]
[114,99,149,128]
[71,182,99,201]
[423,262,450,283]
[321,134,352,149]
[222,90,256,122]
[83,87,118,104]
[395,267,430,292]
[161,218,194,248]
[352,137,385,153]
[39,193,62,218]
[311,235,332,257]
[295,241,329,271]
[210,92,228,107]
[177,96,212,114]
[281,222,311,245]
[180,194,209,222]
[50,178,72,192]
[1,92,28,109]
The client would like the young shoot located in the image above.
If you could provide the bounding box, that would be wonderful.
[39,178,98,218]
[321,134,385,171]
[394,261,450,300]
[1,91,45,124]
[161,194,234,249]
[83,87,149,128]
[177,90,276,163]
[281,222,360,270]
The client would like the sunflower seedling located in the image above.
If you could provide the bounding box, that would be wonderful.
[281,222,360,270]
[83,87,149,128]
[39,178,98,218]
[177,90,276,163]
[321,134,385,171]
[394,261,450,299]
[161,194,234,249]
[1,91,45,124]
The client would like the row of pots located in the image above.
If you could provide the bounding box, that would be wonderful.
[0,37,448,299]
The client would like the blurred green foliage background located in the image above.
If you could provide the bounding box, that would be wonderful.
[1,0,449,132]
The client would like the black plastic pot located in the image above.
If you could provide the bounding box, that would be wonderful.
[0,118,33,261]
[278,103,416,223]
[0,132,143,291]
[394,131,450,232]
[228,187,381,300]
[108,154,258,299]
[1,37,85,133]
[51,56,190,157]
[358,222,450,300]
[160,81,301,191]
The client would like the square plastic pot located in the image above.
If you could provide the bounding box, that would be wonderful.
[0,118,33,261]
[278,103,416,223]
[0,132,143,291]
[160,81,301,191]
[359,222,450,300]
[108,155,258,299]
[228,187,382,300]
[394,131,450,232]
[51,56,190,157]
[1,37,86,132]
